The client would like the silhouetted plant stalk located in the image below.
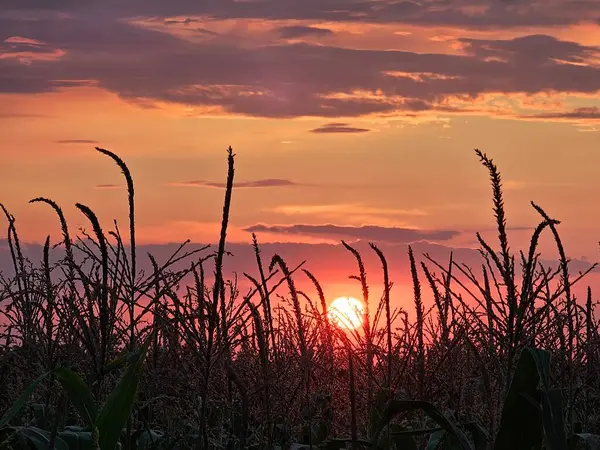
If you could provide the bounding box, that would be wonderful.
[408,247,425,402]
[269,254,313,449]
[76,203,112,378]
[252,233,276,358]
[342,240,375,413]
[195,147,236,450]
[348,347,358,450]
[369,243,393,393]
[1,204,32,345]
[96,147,137,351]
[247,299,271,443]
[303,268,334,387]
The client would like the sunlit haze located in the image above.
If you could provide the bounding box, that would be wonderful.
[328,296,365,330]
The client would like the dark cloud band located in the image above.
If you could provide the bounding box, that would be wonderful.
[244,224,460,244]
[173,179,299,188]
[1,3,599,119]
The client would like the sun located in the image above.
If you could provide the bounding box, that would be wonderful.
[328,297,365,330]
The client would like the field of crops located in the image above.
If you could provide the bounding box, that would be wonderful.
[1,147,599,450]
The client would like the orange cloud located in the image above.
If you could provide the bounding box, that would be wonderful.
[1,35,65,64]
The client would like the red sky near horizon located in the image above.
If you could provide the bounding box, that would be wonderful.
[1,0,600,306]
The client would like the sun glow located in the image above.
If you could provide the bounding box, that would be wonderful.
[328,296,365,330]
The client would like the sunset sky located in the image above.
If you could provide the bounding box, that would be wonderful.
[2,0,600,303]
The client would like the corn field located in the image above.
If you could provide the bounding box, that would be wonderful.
[0,146,599,450]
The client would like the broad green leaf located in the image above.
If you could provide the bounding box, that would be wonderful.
[59,430,94,450]
[371,400,473,450]
[494,348,546,450]
[540,388,567,450]
[55,367,98,427]
[96,336,151,450]
[0,372,51,428]
[13,426,69,450]
[528,350,567,449]
[495,348,567,450]
[61,429,92,435]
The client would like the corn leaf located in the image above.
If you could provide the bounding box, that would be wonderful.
[59,430,94,450]
[55,367,98,427]
[371,400,474,450]
[13,426,70,450]
[494,347,550,450]
[96,336,151,450]
[540,388,567,450]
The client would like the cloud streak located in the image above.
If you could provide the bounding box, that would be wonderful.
[310,123,371,133]
[172,179,300,189]
[277,25,334,39]
[244,224,460,243]
[527,107,600,120]
[55,139,100,144]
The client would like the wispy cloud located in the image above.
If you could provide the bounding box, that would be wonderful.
[55,139,99,144]
[172,179,300,189]
[4,36,46,46]
[277,25,334,39]
[244,224,459,244]
[526,107,600,121]
[94,184,121,189]
[310,123,371,133]
[1,35,65,63]
[163,18,201,26]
